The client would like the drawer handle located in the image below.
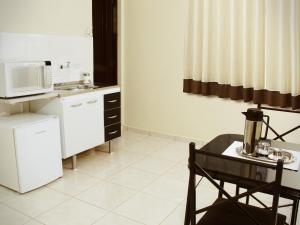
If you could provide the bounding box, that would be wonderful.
[87,100,98,104]
[107,99,118,103]
[108,130,118,135]
[35,130,46,135]
[71,103,82,107]
[108,115,118,119]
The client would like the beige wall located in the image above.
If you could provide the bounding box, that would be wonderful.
[123,0,300,143]
[0,0,92,114]
[0,0,92,36]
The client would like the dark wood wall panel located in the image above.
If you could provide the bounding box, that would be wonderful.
[92,0,118,86]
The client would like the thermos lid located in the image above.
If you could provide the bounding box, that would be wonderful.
[242,108,263,121]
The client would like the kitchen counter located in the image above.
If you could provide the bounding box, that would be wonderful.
[56,85,120,98]
[0,85,120,105]
[0,92,59,105]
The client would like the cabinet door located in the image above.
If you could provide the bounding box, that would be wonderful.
[14,118,63,193]
[61,95,104,158]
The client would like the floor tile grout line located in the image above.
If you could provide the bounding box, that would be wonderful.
[1,189,70,224]
[99,160,182,224]
[71,139,176,183]
[46,178,104,198]
[158,202,185,225]
[0,202,35,224]
[2,132,188,225]
[33,196,108,225]
[104,160,186,224]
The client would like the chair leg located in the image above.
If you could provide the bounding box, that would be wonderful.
[246,189,250,205]
[190,143,196,225]
[236,185,240,202]
[184,179,191,225]
[218,181,224,198]
[290,199,299,225]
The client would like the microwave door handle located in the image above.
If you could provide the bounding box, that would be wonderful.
[43,65,52,88]
[43,66,48,88]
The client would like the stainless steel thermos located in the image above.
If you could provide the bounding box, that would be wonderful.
[242,108,269,156]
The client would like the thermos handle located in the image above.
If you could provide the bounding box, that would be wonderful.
[262,115,270,140]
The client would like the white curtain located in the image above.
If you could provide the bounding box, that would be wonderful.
[183,0,300,109]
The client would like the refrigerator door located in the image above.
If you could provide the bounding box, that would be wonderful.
[14,118,63,193]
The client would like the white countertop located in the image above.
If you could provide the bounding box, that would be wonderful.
[0,85,120,105]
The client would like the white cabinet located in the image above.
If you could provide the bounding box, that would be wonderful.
[31,91,104,159]
[61,93,104,158]
[30,87,121,161]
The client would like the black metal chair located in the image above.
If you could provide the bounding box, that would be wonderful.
[257,104,300,143]
[184,142,287,225]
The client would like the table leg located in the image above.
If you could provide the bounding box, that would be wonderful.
[290,199,299,225]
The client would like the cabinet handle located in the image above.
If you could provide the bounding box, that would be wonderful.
[108,115,118,119]
[71,103,82,107]
[87,100,98,104]
[107,99,118,103]
[35,130,46,135]
[108,130,118,135]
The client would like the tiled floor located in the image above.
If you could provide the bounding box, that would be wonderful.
[0,130,297,225]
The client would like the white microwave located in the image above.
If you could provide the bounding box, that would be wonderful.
[0,61,53,98]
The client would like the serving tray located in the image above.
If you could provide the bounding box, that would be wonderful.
[236,146,295,164]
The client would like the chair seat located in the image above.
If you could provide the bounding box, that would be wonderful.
[197,198,286,225]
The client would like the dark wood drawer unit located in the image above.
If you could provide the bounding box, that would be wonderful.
[105,123,121,141]
[104,92,120,110]
[104,91,121,144]
[104,107,120,126]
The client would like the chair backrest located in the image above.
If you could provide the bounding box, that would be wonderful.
[257,104,300,142]
[189,142,284,225]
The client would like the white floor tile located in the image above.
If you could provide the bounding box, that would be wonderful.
[0,203,30,225]
[123,142,163,155]
[160,205,186,225]
[76,159,124,180]
[163,163,189,183]
[109,167,158,190]
[98,151,147,166]
[143,136,173,148]
[6,132,294,225]
[111,131,148,149]
[36,198,106,225]
[195,184,219,209]
[3,187,69,217]
[114,193,177,225]
[0,186,18,203]
[76,181,136,210]
[150,141,189,162]
[93,213,143,225]
[47,170,99,196]
[24,220,45,225]
[142,176,187,203]
[130,157,176,175]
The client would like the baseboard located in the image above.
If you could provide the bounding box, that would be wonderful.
[122,125,206,146]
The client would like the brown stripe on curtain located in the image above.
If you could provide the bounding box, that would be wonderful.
[183,79,300,110]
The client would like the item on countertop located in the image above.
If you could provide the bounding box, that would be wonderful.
[242,108,270,156]
[236,145,295,164]
[0,60,53,98]
[82,72,91,85]
[256,140,271,156]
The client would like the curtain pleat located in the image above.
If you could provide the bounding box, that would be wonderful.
[183,0,300,109]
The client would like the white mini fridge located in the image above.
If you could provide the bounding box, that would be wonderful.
[0,113,63,193]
